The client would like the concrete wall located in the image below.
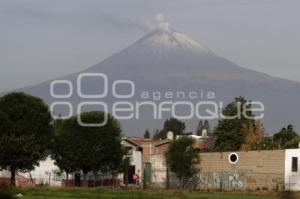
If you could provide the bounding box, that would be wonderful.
[151,154,181,188]
[285,149,300,191]
[197,150,285,191]
[151,150,286,191]
[132,150,142,175]
[151,154,167,188]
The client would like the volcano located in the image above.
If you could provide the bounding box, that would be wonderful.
[14,28,300,135]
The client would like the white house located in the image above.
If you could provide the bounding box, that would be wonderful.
[285,149,300,191]
[120,138,142,184]
[0,157,61,187]
[23,157,62,186]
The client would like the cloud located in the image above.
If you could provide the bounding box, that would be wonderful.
[98,14,150,32]
[145,13,171,31]
[94,13,172,33]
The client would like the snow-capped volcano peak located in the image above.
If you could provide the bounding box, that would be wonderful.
[134,28,212,54]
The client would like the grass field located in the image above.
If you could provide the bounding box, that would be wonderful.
[7,187,297,199]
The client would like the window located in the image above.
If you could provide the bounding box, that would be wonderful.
[125,147,133,155]
[53,171,64,181]
[228,153,239,164]
[292,157,298,172]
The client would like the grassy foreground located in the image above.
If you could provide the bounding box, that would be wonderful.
[11,187,299,199]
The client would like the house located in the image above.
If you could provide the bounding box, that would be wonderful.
[0,157,60,187]
[124,137,170,186]
[24,157,62,186]
[120,138,143,185]
[151,149,300,191]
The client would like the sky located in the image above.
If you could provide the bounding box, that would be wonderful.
[0,0,299,93]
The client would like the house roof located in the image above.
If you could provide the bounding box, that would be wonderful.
[122,138,141,147]
[127,137,162,144]
[155,140,171,147]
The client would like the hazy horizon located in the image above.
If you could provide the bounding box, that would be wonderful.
[0,0,300,93]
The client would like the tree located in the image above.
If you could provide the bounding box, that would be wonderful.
[196,120,204,136]
[196,120,211,136]
[120,157,131,187]
[153,129,162,140]
[144,129,150,139]
[284,136,300,149]
[51,119,75,185]
[257,136,277,150]
[155,118,186,139]
[204,120,210,135]
[51,111,123,186]
[273,125,298,149]
[0,92,53,187]
[165,137,199,189]
[287,124,294,132]
[241,120,263,151]
[214,97,255,151]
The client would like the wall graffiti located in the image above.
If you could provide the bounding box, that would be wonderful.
[197,172,243,189]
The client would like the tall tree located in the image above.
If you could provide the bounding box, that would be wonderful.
[204,120,211,135]
[214,96,255,151]
[163,118,185,137]
[165,137,199,189]
[0,92,53,187]
[196,120,211,136]
[241,120,263,151]
[144,129,151,139]
[155,118,186,139]
[196,120,204,136]
[152,129,162,140]
[51,111,123,186]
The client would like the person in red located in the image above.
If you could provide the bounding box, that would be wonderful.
[133,173,140,185]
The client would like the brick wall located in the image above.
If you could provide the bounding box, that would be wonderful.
[0,177,36,187]
[154,142,170,155]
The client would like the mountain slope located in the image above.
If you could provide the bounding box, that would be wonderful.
[15,28,300,135]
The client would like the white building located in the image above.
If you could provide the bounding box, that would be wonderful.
[0,157,61,187]
[285,149,300,191]
[24,157,62,186]
[120,138,142,184]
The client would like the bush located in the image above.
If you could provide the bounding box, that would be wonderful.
[277,191,296,199]
[0,187,15,199]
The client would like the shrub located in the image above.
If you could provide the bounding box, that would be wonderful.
[0,187,15,199]
[277,191,296,199]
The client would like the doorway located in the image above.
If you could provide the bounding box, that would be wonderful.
[127,165,135,184]
[75,173,81,187]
